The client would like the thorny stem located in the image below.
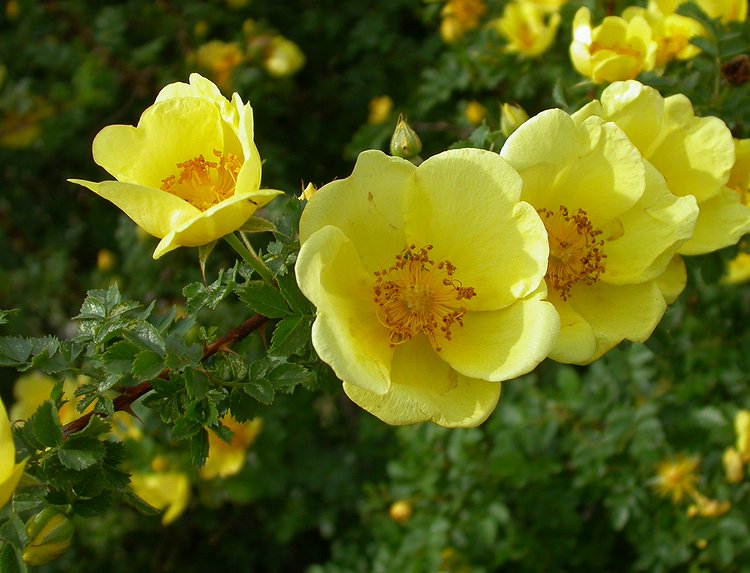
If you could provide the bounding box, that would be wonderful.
[61,313,269,437]
[224,232,276,284]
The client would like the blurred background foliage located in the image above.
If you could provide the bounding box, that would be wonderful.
[2,0,750,571]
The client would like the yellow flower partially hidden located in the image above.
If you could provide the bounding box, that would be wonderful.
[622,6,704,69]
[130,472,190,525]
[735,409,750,457]
[570,7,657,84]
[494,1,561,58]
[654,455,700,503]
[0,398,27,508]
[264,36,306,78]
[70,73,282,259]
[501,109,697,364]
[440,0,487,42]
[200,416,262,480]
[196,40,245,91]
[655,0,747,23]
[574,81,750,255]
[296,149,559,427]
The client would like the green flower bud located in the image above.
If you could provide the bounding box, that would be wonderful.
[500,102,529,138]
[390,114,422,160]
[22,508,74,566]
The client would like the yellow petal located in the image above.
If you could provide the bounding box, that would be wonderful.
[678,186,750,255]
[153,188,282,258]
[603,161,698,283]
[343,336,501,427]
[655,255,686,304]
[70,180,198,241]
[438,290,560,381]
[0,400,15,483]
[296,225,393,394]
[404,149,548,310]
[546,289,597,364]
[566,280,667,363]
[646,94,734,202]
[0,459,26,508]
[92,98,229,189]
[502,110,644,223]
[299,150,413,273]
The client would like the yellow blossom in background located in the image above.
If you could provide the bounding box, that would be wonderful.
[574,81,750,255]
[296,149,559,427]
[96,249,117,272]
[264,36,306,78]
[0,398,27,508]
[130,471,190,525]
[735,410,750,457]
[687,494,731,518]
[501,109,697,364]
[500,102,529,138]
[656,0,747,22]
[570,7,656,84]
[196,40,244,91]
[723,252,750,284]
[723,447,744,483]
[654,455,700,503]
[494,1,561,58]
[0,100,51,149]
[465,100,486,125]
[524,0,568,11]
[70,74,282,259]
[440,0,487,42]
[368,96,394,125]
[389,500,413,524]
[622,6,704,69]
[200,416,262,480]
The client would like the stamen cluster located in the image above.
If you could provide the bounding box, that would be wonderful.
[161,149,241,211]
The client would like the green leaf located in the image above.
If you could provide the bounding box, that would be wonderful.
[125,321,166,355]
[269,315,312,357]
[267,362,312,388]
[0,337,32,367]
[236,281,289,318]
[184,369,209,400]
[132,350,165,380]
[0,542,25,573]
[30,401,63,448]
[191,428,209,468]
[0,309,18,326]
[58,438,105,470]
[276,272,313,314]
[230,387,265,421]
[244,378,275,405]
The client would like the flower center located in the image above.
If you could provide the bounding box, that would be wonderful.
[373,244,476,350]
[538,206,606,300]
[160,149,242,211]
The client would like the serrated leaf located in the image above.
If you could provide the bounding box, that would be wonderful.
[239,217,278,234]
[231,387,265,421]
[0,309,18,326]
[184,369,209,400]
[269,315,312,356]
[132,350,165,380]
[58,439,105,470]
[72,415,111,441]
[102,340,139,374]
[191,429,209,468]
[0,514,27,546]
[244,378,275,404]
[125,321,166,355]
[72,491,114,517]
[171,416,203,441]
[0,337,32,367]
[236,281,289,318]
[267,362,311,387]
[30,402,63,448]
[276,272,313,314]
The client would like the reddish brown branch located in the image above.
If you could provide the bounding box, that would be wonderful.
[61,313,269,437]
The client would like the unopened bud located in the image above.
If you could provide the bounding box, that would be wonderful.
[22,508,74,566]
[736,410,750,457]
[264,36,306,78]
[500,102,529,138]
[390,114,422,160]
[389,500,412,524]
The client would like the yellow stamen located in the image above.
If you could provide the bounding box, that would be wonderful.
[373,244,476,350]
[160,149,241,211]
[539,206,606,300]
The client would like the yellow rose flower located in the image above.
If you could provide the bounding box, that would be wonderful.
[622,6,704,68]
[196,40,244,90]
[723,252,750,284]
[735,409,750,458]
[570,7,657,84]
[494,1,561,58]
[70,74,282,259]
[440,0,487,42]
[0,398,26,507]
[368,96,394,125]
[130,471,190,525]
[200,416,262,480]
[574,81,750,255]
[465,100,487,125]
[296,149,559,427]
[656,0,747,22]
[723,447,744,483]
[501,109,698,364]
[654,455,700,503]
